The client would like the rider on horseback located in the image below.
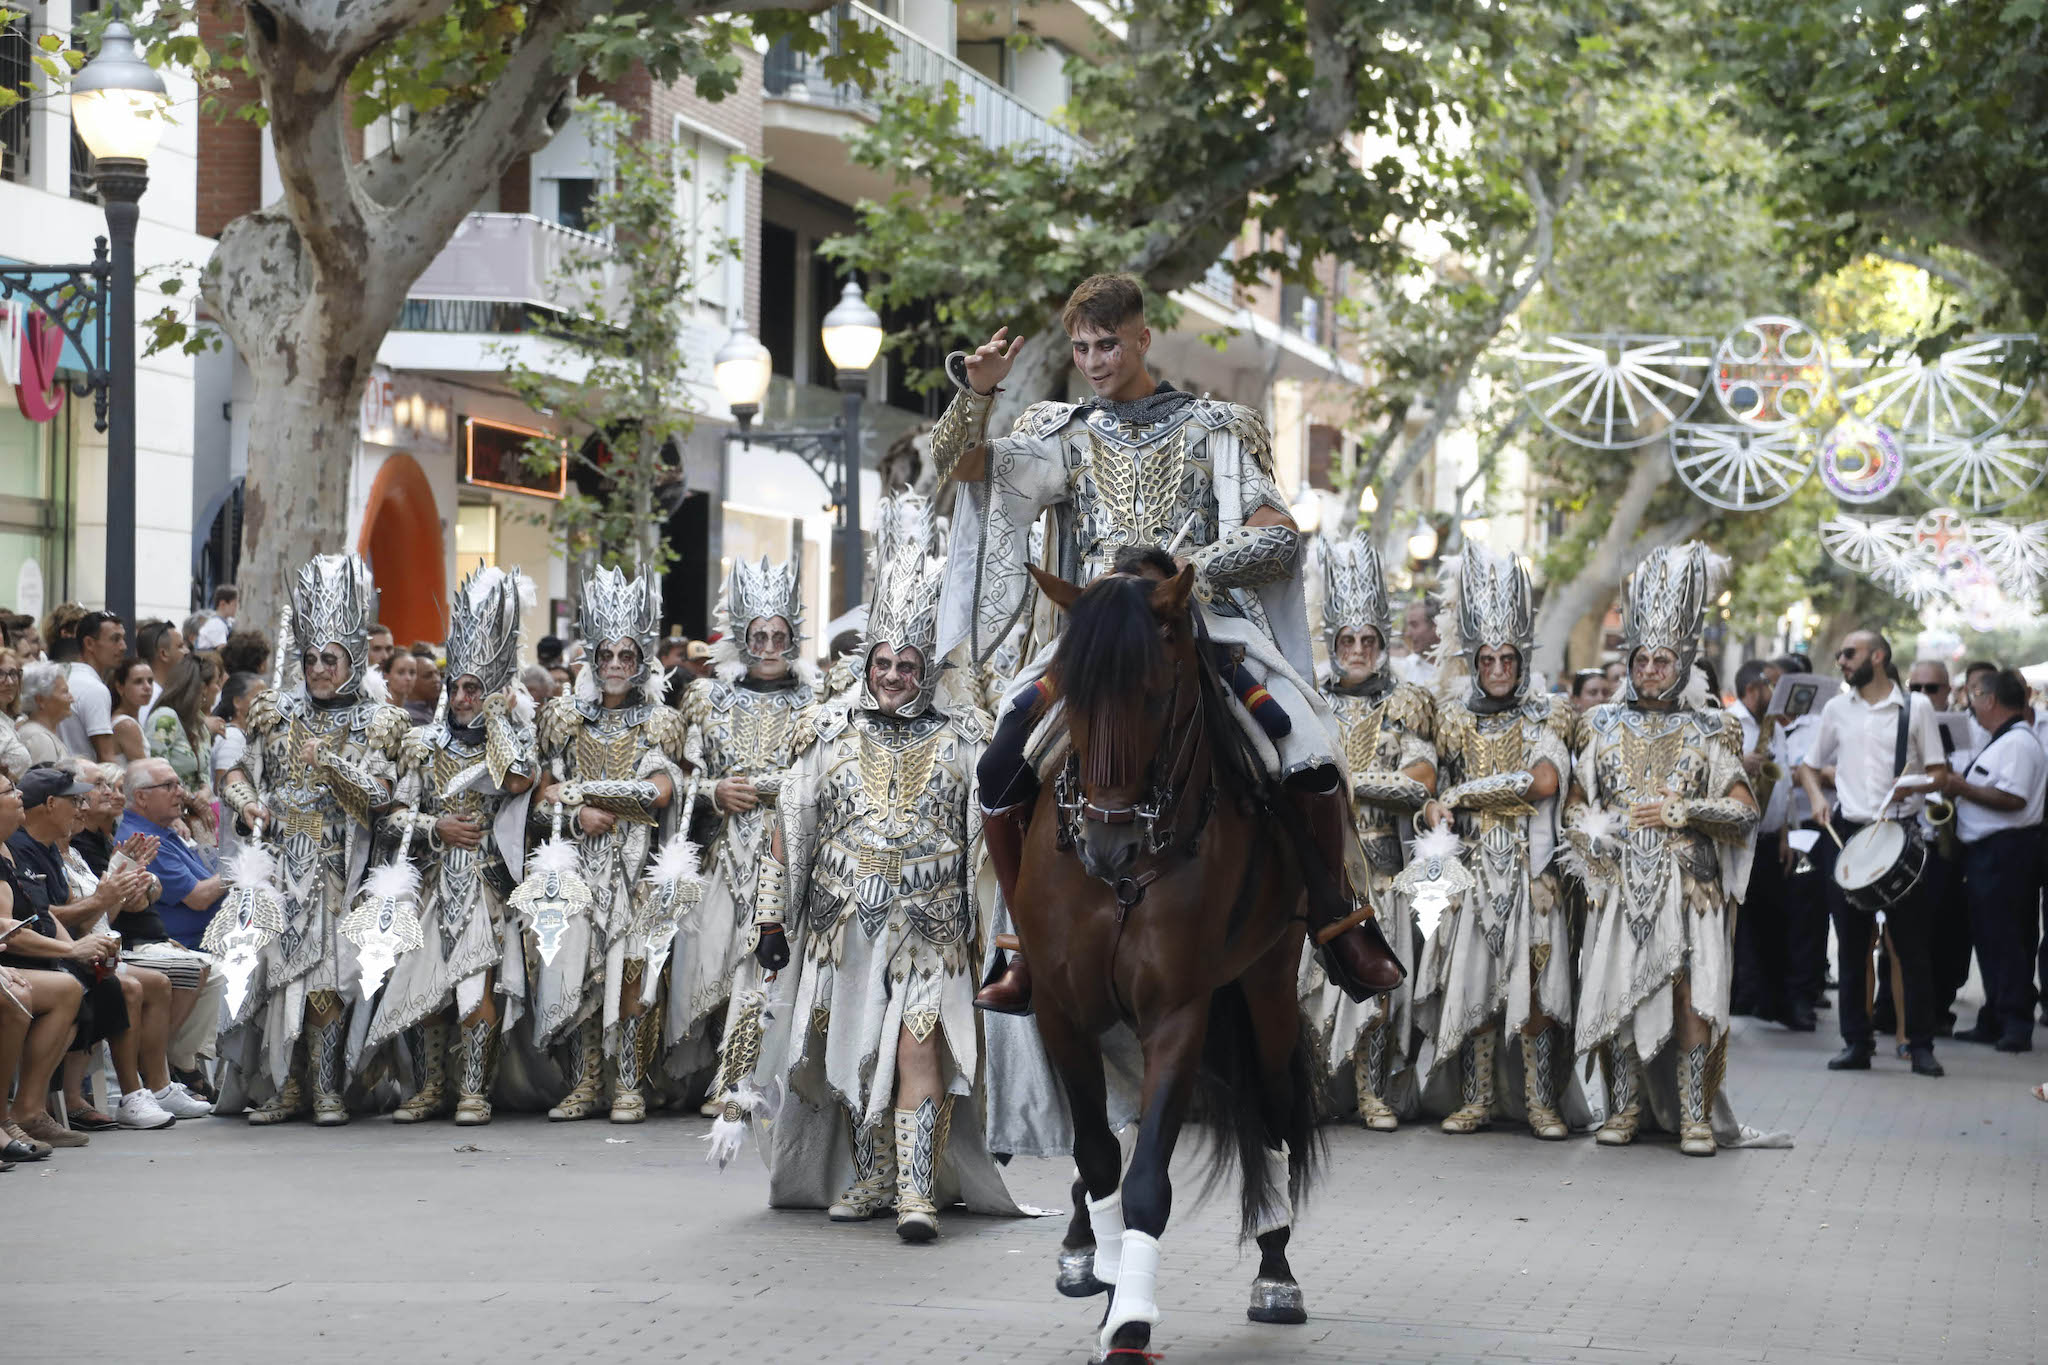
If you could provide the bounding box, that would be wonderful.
[930,273,1401,1012]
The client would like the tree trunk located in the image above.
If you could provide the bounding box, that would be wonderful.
[1529,448,1706,679]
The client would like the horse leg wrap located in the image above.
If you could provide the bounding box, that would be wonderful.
[1252,1143,1292,1237]
[1099,1230,1162,1354]
[1086,1190,1126,1285]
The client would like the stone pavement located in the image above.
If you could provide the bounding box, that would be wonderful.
[6,1007,2044,1365]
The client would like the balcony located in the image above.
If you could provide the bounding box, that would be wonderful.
[764,3,1088,170]
[397,213,618,333]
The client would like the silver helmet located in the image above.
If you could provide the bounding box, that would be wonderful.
[1619,543,1710,702]
[446,566,528,697]
[291,553,376,698]
[1321,529,1393,673]
[860,491,945,717]
[1456,544,1536,703]
[721,556,804,666]
[578,563,660,698]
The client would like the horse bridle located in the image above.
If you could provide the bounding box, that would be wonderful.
[1054,661,1218,911]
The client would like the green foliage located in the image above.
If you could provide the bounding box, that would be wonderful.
[1705,0,2048,329]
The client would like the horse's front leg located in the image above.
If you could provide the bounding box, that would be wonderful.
[1036,1004,1122,1298]
[1245,937,1310,1326]
[1101,997,1207,1359]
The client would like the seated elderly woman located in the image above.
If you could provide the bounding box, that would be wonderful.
[14,662,72,769]
[3,764,209,1137]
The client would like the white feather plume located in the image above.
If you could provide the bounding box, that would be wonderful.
[360,668,390,705]
[507,685,536,726]
[529,838,580,877]
[363,857,421,902]
[644,836,703,890]
[224,842,280,890]
[1407,822,1463,863]
[701,1079,772,1169]
[1579,806,1622,846]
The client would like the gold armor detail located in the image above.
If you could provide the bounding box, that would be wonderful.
[857,728,942,829]
[1085,422,1190,555]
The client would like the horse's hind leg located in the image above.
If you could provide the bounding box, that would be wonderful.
[1245,939,1310,1326]
[1036,1006,1121,1299]
[1100,997,1207,1358]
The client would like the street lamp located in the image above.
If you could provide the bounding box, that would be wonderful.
[718,281,885,614]
[1406,519,1439,564]
[71,17,166,624]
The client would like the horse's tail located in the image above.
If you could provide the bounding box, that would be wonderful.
[1192,983,1322,1244]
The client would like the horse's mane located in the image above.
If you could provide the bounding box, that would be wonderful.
[1047,574,1169,788]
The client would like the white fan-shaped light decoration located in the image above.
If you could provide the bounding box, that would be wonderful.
[1904,428,2048,514]
[1834,334,2037,445]
[1509,333,1713,449]
[1669,423,1815,509]
[1970,517,2048,593]
[1818,514,1915,577]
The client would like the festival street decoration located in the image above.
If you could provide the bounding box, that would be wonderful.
[1818,506,2048,616]
[1511,319,2044,516]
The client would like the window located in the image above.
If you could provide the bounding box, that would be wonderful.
[455,502,498,579]
[0,17,31,184]
[674,124,743,314]
[552,177,595,232]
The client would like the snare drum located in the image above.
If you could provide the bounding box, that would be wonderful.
[1832,820,1928,914]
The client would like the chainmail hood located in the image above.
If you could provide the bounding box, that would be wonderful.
[291,553,376,698]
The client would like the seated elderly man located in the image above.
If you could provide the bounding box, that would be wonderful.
[0,768,93,1152]
[4,764,203,1133]
[112,758,228,1097]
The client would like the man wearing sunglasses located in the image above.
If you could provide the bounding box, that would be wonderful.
[1797,630,1949,1077]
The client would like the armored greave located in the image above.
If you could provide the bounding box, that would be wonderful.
[548,1016,604,1121]
[454,1018,496,1126]
[1522,1027,1567,1140]
[311,1003,350,1127]
[247,1037,306,1125]
[894,1096,952,1243]
[828,1111,897,1221]
[1440,1030,1493,1133]
[1597,1040,1642,1146]
[1677,1040,1717,1157]
[393,1019,449,1122]
[1354,1023,1398,1131]
[609,1014,648,1124]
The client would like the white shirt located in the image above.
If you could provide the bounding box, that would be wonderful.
[1805,683,1946,824]
[1735,700,1791,833]
[58,660,114,759]
[1779,708,1821,824]
[1956,718,2046,842]
[195,613,232,650]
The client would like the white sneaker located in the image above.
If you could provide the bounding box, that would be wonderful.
[116,1089,176,1130]
[154,1083,213,1119]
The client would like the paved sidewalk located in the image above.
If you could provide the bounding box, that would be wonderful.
[5,1008,2043,1364]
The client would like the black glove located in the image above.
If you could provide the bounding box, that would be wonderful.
[754,923,790,972]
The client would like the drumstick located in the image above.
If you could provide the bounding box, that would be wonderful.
[1823,822,1844,849]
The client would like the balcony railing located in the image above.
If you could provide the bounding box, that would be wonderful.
[401,213,618,331]
[764,2,1088,167]
[1193,257,1236,307]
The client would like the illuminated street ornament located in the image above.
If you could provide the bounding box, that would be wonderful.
[1905,428,2048,514]
[1714,315,1828,429]
[510,806,592,968]
[1509,332,1712,449]
[340,855,424,1000]
[1820,506,2048,611]
[1817,420,1905,503]
[201,836,287,1018]
[1834,334,2036,445]
[1669,423,1815,510]
[1394,824,1474,942]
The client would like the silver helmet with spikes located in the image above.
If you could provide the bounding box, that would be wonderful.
[446,566,528,696]
[1320,528,1394,673]
[578,563,661,697]
[1619,543,1711,702]
[290,553,376,698]
[860,491,946,717]
[721,556,804,665]
[1455,544,1536,703]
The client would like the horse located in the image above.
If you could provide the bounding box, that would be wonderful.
[1014,560,1321,1361]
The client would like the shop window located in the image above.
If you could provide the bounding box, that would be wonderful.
[455,502,498,579]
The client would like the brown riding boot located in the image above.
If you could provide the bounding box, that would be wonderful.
[1295,785,1406,1004]
[973,804,1035,1016]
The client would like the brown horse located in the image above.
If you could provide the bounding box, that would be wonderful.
[1015,560,1320,1361]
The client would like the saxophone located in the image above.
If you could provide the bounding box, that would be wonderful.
[1749,711,1784,814]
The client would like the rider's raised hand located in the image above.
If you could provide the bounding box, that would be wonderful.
[964,327,1024,395]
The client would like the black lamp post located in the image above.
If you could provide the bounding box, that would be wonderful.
[716,280,885,615]
[69,17,165,624]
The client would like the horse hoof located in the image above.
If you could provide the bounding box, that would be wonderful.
[1247,1275,1307,1325]
[1058,1246,1109,1297]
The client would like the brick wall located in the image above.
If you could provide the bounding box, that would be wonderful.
[193,2,262,238]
